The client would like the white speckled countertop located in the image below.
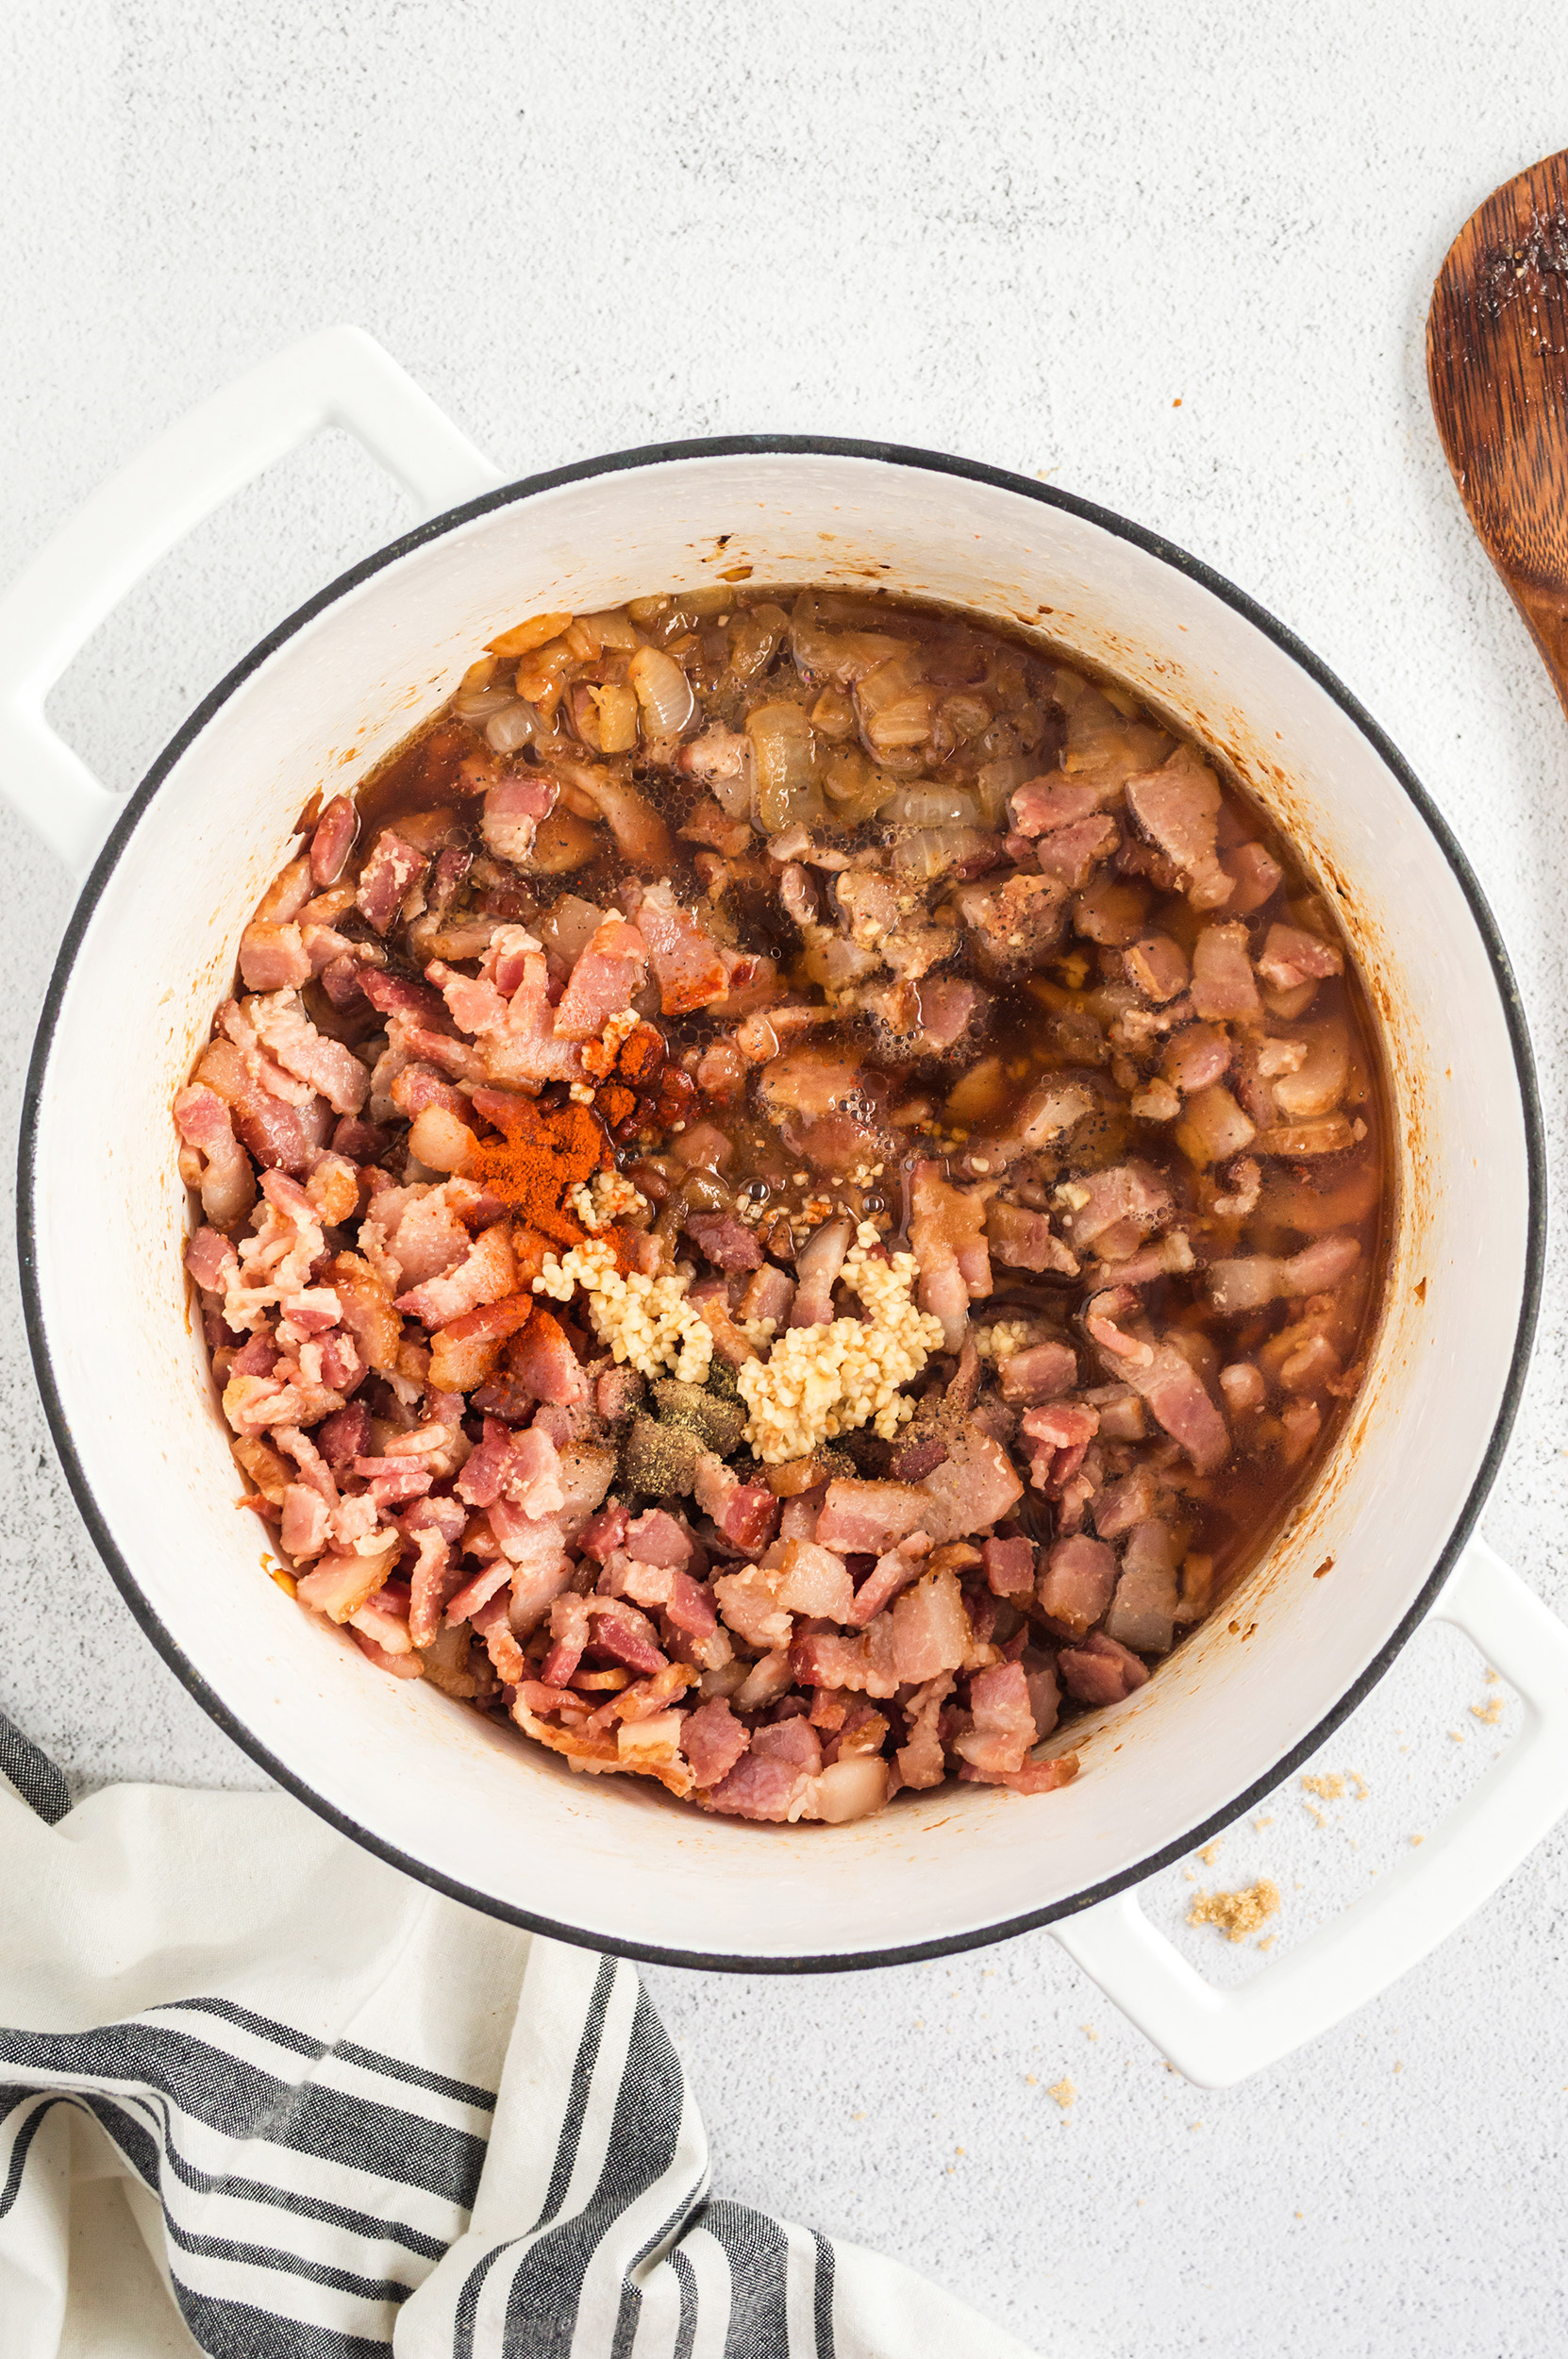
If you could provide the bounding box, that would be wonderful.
[4,8,1568,2351]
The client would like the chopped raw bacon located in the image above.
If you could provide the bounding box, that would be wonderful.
[175,1084,258,1228]
[625,1508,692,1569]
[896,1673,954,1790]
[891,1566,972,1682]
[506,1308,589,1405]
[693,1452,780,1553]
[916,1423,1023,1544]
[954,1660,1037,1776]
[846,1532,930,1627]
[552,917,647,1040]
[309,794,358,886]
[683,1212,763,1271]
[357,830,429,932]
[680,1697,749,1788]
[1257,923,1344,991]
[1103,1519,1180,1654]
[997,1340,1077,1404]
[909,1163,992,1348]
[815,1478,928,1556]
[980,1534,1034,1596]
[396,1222,514,1328]
[239,922,312,993]
[1125,745,1232,910]
[1058,1629,1150,1706]
[242,992,370,1117]
[482,773,558,867]
[185,1225,240,1297]
[635,882,730,1014]
[1038,1534,1117,1635]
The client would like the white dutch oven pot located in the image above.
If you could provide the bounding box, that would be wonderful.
[5,330,1563,2089]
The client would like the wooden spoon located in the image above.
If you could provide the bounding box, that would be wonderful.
[1428,148,1568,716]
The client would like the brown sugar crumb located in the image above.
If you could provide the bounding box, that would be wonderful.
[1349,1769,1369,1799]
[1471,1697,1504,1725]
[1302,1800,1326,1829]
[1257,1934,1276,1951]
[1081,2024,1099,2042]
[1302,1773,1344,1800]
[1188,1878,1280,1943]
[1448,1729,1465,1744]
[1198,1840,1222,1865]
[1253,1815,1274,1830]
[1410,1833,1425,1847]
[1047,2078,1076,2110]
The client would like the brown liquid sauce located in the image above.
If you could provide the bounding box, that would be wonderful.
[339,592,1390,1616]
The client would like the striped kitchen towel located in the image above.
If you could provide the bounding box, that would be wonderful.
[0,1716,1035,2358]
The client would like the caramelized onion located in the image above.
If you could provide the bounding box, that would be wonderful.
[881,786,980,828]
[627,645,696,737]
[747,700,825,832]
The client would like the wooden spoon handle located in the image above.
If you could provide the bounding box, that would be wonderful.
[1427,149,1568,714]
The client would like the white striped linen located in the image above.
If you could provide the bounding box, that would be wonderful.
[0,1716,1036,2358]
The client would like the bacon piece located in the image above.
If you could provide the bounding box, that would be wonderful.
[740,1263,795,1331]
[981,1534,1035,1596]
[404,1496,470,1648]
[665,1570,718,1639]
[193,1040,330,1178]
[541,1590,592,1687]
[1208,1230,1360,1315]
[1125,745,1231,909]
[356,830,429,932]
[692,1453,780,1553]
[309,794,358,885]
[1103,1519,1180,1654]
[680,1697,750,1788]
[295,1538,399,1625]
[1126,931,1191,1002]
[579,1500,630,1563]
[174,1085,258,1229]
[626,1508,692,1569]
[959,1750,1079,1795]
[1058,1628,1149,1705]
[1162,1021,1231,1096]
[506,1307,589,1406]
[396,1222,514,1329]
[1021,1401,1100,1496]
[471,1589,527,1684]
[185,1224,240,1298]
[998,1340,1077,1404]
[1110,1339,1229,1475]
[790,1216,854,1327]
[483,772,559,867]
[700,1751,801,1821]
[891,1566,972,1682]
[1257,923,1344,991]
[1223,842,1283,913]
[280,1485,331,1559]
[909,1163,991,1348]
[1064,1163,1172,1261]
[1033,813,1119,890]
[1038,1534,1116,1634]
[586,1597,667,1676]
[552,917,648,1039]
[242,992,371,1118]
[1009,778,1105,834]
[896,1672,954,1789]
[635,882,730,1014]
[949,872,1068,981]
[985,1201,1077,1278]
[1190,922,1263,1024]
[916,1422,1023,1543]
[428,1293,533,1393]
[815,1478,928,1556]
[846,1531,930,1626]
[955,1660,1037,1776]
[382,1180,476,1290]
[239,922,312,993]
[684,1212,763,1272]
[790,1616,900,1698]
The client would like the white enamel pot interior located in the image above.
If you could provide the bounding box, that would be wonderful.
[20,441,1542,1969]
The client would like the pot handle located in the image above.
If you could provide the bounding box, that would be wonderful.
[0,326,503,877]
[1052,1537,1568,2087]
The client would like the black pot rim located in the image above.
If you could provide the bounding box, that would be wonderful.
[16,431,1547,1976]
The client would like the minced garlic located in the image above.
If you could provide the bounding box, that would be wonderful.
[568,1169,651,1234]
[736,1224,943,1464]
[976,1319,1031,1363]
[534,1237,713,1383]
